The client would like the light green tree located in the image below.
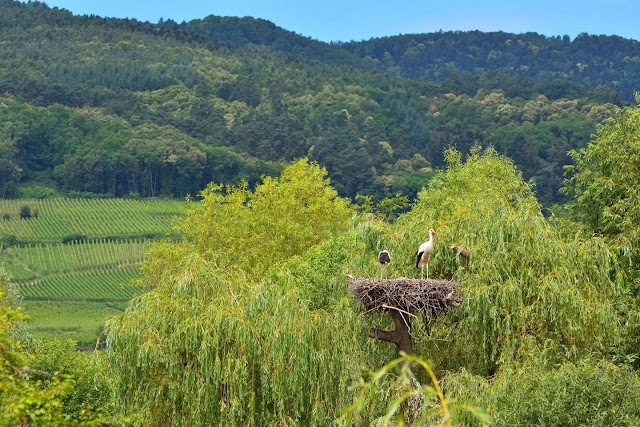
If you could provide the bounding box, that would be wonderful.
[391,147,623,375]
[177,157,352,275]
[565,95,640,266]
[564,96,640,367]
[0,270,115,426]
[107,159,372,426]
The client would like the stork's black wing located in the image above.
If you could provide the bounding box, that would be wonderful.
[416,251,424,269]
[378,251,391,265]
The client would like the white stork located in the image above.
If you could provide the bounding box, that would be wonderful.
[416,229,436,280]
[378,250,391,278]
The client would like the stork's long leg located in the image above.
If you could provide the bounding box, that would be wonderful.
[426,263,429,280]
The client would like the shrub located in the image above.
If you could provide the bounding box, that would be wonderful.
[0,234,17,249]
[62,234,88,244]
[447,357,640,426]
[19,204,31,219]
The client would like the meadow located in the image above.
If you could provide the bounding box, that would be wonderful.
[0,198,185,348]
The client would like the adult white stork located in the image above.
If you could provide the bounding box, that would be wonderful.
[416,229,436,280]
[378,250,391,278]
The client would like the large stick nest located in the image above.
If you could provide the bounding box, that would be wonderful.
[347,275,462,317]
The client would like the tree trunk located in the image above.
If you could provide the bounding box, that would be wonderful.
[369,308,413,357]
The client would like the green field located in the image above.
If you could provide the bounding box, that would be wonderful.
[0,198,186,348]
[20,301,129,348]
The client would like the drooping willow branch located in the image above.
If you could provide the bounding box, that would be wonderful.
[347,275,461,356]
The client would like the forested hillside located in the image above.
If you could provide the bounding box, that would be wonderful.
[0,0,635,206]
[185,15,637,104]
[340,32,635,102]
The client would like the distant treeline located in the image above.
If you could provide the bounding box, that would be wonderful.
[0,0,634,204]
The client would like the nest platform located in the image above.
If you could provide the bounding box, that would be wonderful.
[346,274,462,357]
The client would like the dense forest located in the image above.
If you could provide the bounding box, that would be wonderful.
[0,0,637,205]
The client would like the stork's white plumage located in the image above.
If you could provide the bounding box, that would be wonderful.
[416,229,436,280]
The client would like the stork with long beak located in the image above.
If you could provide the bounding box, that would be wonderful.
[416,229,436,280]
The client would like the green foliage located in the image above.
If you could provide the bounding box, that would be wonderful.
[565,97,640,265]
[0,269,116,426]
[341,31,633,102]
[447,355,640,426]
[107,252,371,426]
[105,151,639,425]
[563,97,640,366]
[23,339,116,423]
[0,232,17,250]
[340,354,491,427]
[0,1,627,204]
[377,193,411,222]
[177,158,352,276]
[106,162,387,425]
[19,204,31,219]
[391,148,623,374]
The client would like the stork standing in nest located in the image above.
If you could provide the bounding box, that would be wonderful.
[378,250,391,278]
[416,229,436,280]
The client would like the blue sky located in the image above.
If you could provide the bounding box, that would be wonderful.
[34,0,640,42]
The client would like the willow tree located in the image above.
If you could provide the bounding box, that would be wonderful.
[378,147,624,376]
[352,147,634,426]
[564,98,640,367]
[106,159,395,426]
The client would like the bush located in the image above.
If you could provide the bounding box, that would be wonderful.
[1,273,116,426]
[0,234,17,249]
[447,358,640,426]
[19,204,31,219]
[62,234,88,244]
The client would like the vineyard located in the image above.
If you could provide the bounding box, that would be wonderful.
[18,267,140,301]
[0,198,186,347]
[0,198,184,244]
[1,238,149,279]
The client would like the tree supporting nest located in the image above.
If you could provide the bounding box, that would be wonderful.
[347,275,461,357]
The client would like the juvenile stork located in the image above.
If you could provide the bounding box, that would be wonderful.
[416,229,436,280]
[450,244,471,261]
[378,250,391,278]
